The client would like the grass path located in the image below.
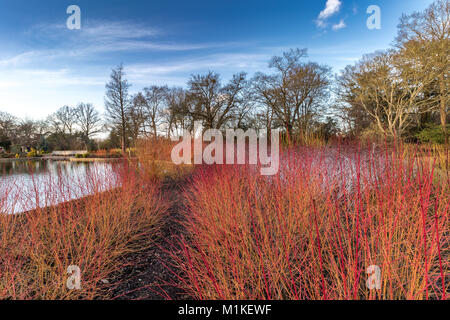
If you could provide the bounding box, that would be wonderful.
[107,177,191,300]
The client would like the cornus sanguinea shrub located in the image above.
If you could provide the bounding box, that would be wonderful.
[0,162,166,299]
[169,144,448,300]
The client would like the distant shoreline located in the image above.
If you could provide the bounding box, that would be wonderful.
[0,157,125,162]
[0,157,43,162]
[68,157,124,162]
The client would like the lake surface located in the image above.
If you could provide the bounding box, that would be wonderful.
[0,159,121,214]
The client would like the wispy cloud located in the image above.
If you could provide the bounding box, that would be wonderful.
[332,20,346,31]
[126,52,270,84]
[316,0,342,28]
[22,20,239,60]
[0,20,246,71]
[30,20,160,42]
[0,42,233,70]
[0,52,37,67]
[80,21,159,41]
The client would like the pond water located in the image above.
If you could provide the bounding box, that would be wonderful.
[0,159,121,214]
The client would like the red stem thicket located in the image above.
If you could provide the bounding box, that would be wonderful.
[173,143,449,300]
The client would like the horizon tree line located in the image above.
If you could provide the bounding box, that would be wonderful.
[103,47,335,154]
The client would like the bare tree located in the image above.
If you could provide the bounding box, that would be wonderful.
[0,112,52,150]
[49,106,77,134]
[164,87,187,137]
[75,103,102,140]
[140,86,168,137]
[128,93,147,142]
[0,112,17,150]
[334,65,376,135]
[15,120,38,148]
[396,0,450,133]
[0,111,17,135]
[252,48,330,137]
[346,50,439,138]
[186,71,247,130]
[105,64,131,154]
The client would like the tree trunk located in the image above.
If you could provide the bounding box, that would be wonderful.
[439,74,447,134]
[286,123,293,144]
[121,113,127,156]
[153,121,157,137]
[121,129,126,155]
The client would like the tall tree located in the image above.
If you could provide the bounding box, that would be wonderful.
[104,64,131,154]
[50,106,77,134]
[341,50,439,138]
[334,65,373,135]
[186,71,247,130]
[0,112,17,146]
[253,48,330,138]
[75,103,102,140]
[0,111,17,133]
[141,86,168,137]
[128,93,147,141]
[396,0,449,134]
[15,120,38,148]
[164,87,188,137]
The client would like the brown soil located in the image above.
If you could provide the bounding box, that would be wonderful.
[105,177,192,300]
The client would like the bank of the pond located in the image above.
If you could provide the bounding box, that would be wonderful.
[0,157,43,162]
[69,157,126,162]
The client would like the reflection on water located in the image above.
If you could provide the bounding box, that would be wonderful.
[0,159,122,214]
[0,159,97,176]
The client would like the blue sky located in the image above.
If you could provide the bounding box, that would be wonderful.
[0,0,435,119]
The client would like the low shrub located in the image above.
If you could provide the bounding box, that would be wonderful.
[75,153,90,159]
[26,148,38,158]
[416,124,449,144]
